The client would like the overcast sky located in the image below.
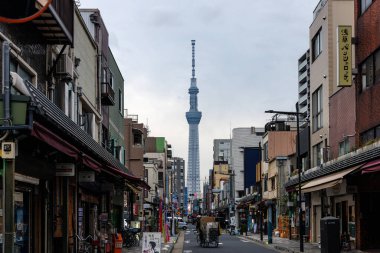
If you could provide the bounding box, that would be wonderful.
[80,0,320,184]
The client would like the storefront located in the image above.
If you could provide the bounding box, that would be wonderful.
[352,166,380,250]
[0,173,40,253]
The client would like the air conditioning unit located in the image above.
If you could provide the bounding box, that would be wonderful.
[56,54,74,78]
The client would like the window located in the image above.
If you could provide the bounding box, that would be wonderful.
[312,29,323,61]
[270,177,276,191]
[109,71,114,89]
[361,55,374,90]
[144,168,148,182]
[361,0,372,14]
[263,142,269,162]
[312,86,323,132]
[339,138,350,156]
[313,142,322,167]
[264,174,268,192]
[360,50,380,91]
[118,89,123,114]
[133,130,142,145]
[115,146,123,163]
[102,68,107,83]
[360,125,380,145]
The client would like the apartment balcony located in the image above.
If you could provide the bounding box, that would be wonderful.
[298,81,308,95]
[298,59,308,72]
[33,0,74,45]
[299,93,308,106]
[298,71,308,83]
[0,0,74,45]
[101,81,115,106]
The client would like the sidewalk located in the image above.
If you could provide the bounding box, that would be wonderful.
[122,233,179,253]
[240,232,371,253]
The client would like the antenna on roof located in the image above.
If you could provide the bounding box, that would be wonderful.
[191,40,196,78]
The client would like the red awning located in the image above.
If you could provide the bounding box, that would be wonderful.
[82,154,102,172]
[32,122,102,172]
[32,121,79,160]
[104,165,151,190]
[361,159,380,174]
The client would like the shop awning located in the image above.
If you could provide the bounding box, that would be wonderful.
[126,182,141,194]
[301,165,361,193]
[31,121,80,160]
[361,159,380,174]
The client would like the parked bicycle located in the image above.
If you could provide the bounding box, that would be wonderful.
[73,234,94,253]
[122,227,141,248]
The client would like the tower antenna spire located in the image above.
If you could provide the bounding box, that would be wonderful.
[191,40,196,78]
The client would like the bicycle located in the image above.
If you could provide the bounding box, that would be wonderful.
[122,228,141,248]
[74,234,94,253]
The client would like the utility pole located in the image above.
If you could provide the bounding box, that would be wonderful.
[2,41,15,253]
[265,106,304,252]
[296,102,304,252]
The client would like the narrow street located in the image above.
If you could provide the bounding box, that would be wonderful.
[2,1,380,253]
[182,225,277,253]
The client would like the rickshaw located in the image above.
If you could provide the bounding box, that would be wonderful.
[196,216,219,248]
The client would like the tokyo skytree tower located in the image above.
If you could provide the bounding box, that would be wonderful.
[186,40,202,198]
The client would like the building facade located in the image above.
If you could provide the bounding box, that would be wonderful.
[172,157,186,216]
[0,3,146,253]
[213,139,231,162]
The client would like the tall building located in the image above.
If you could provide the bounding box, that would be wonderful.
[172,157,186,214]
[213,139,231,162]
[297,49,310,126]
[231,127,264,199]
[186,40,202,197]
[297,50,311,171]
[309,0,354,168]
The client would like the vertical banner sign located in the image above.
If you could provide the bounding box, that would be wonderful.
[142,232,162,253]
[337,26,352,87]
[158,200,162,232]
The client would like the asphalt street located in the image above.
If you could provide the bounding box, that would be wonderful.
[182,225,278,253]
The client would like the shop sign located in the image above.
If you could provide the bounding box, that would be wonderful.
[133,203,139,215]
[337,25,352,87]
[287,201,294,207]
[56,163,75,176]
[142,232,161,253]
[79,171,95,182]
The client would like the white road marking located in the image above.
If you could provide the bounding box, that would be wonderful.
[185,240,190,244]
[240,239,250,243]
[183,250,192,253]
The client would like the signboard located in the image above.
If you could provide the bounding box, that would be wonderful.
[337,26,352,87]
[133,203,139,216]
[78,171,95,182]
[56,163,75,176]
[142,232,161,253]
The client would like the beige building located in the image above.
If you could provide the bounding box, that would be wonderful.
[212,162,230,209]
[308,0,354,243]
[261,120,296,236]
[309,0,355,168]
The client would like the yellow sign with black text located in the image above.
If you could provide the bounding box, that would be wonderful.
[337,26,352,87]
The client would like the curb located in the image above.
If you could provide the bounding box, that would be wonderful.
[162,234,179,253]
[239,235,303,253]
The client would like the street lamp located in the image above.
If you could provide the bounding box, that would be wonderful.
[265,102,304,252]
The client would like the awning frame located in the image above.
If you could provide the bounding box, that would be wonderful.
[301,165,362,193]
